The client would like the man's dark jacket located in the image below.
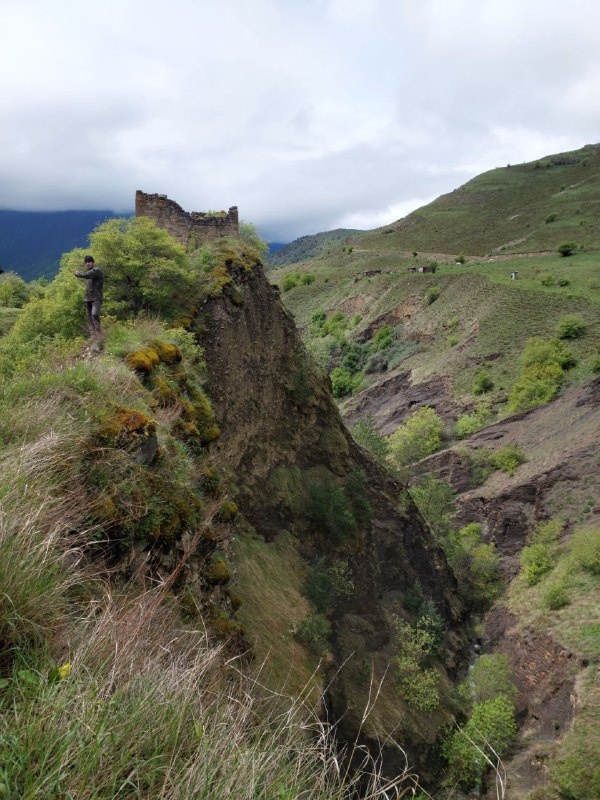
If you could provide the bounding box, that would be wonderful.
[74,266,104,301]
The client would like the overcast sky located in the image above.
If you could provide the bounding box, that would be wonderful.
[1,0,599,241]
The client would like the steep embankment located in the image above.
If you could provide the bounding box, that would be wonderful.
[193,258,469,781]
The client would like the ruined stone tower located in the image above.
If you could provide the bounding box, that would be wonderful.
[135,190,239,247]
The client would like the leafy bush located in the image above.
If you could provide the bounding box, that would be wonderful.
[521,543,554,586]
[546,213,558,223]
[569,528,600,575]
[294,612,331,654]
[473,371,494,395]
[520,520,562,586]
[282,273,299,291]
[410,477,456,539]
[330,366,362,398]
[442,523,501,609]
[306,474,357,543]
[467,654,517,705]
[556,315,587,340]
[424,286,440,305]
[443,695,517,790]
[489,443,527,476]
[454,402,493,440]
[282,272,315,291]
[558,241,577,257]
[387,407,444,477]
[508,337,573,412]
[371,325,393,352]
[351,416,389,464]
[393,616,440,711]
[0,272,30,308]
[543,583,570,610]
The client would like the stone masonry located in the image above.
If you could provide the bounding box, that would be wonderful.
[135,190,239,247]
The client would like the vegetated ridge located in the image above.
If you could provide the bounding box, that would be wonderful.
[0,205,480,796]
[269,227,364,267]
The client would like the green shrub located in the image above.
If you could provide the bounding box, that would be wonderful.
[387,407,444,476]
[424,286,440,305]
[489,443,527,476]
[569,528,600,575]
[443,695,517,790]
[330,366,362,398]
[468,654,517,705]
[351,416,389,464]
[518,519,563,586]
[456,253,466,264]
[521,543,554,585]
[393,616,440,712]
[306,474,357,542]
[473,371,494,395]
[410,477,456,539]
[454,403,492,440]
[543,583,570,610]
[546,213,558,223]
[558,241,577,257]
[0,272,30,308]
[294,612,331,654]
[282,273,299,291]
[556,315,587,340]
[371,324,393,352]
[508,337,572,412]
[443,523,501,609]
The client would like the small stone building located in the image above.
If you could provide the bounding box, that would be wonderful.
[135,190,239,247]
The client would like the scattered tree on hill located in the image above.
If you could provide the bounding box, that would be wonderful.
[387,407,444,479]
[0,271,30,308]
[557,241,577,257]
[556,314,586,340]
[239,221,269,259]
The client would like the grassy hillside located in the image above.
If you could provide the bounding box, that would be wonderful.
[354,143,600,257]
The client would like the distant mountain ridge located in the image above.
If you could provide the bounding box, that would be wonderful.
[269,227,363,267]
[0,209,123,280]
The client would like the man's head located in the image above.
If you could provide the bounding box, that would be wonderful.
[84,255,95,269]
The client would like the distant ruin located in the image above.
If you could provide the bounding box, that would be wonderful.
[135,190,239,247]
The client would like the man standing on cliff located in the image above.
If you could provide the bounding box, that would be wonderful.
[74,255,104,335]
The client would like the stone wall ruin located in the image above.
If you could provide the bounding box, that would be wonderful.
[135,190,239,247]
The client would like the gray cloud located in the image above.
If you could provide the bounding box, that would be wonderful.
[1,0,599,241]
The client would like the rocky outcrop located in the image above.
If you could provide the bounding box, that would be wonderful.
[193,258,469,782]
[342,368,460,435]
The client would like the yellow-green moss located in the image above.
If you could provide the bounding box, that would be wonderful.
[152,340,183,365]
[218,500,238,522]
[96,407,157,444]
[150,376,179,407]
[125,346,160,374]
[208,614,242,637]
[208,557,231,584]
[199,424,221,445]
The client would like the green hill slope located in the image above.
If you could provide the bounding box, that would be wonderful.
[355,143,600,257]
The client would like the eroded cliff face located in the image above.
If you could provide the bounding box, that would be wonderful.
[193,259,468,780]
